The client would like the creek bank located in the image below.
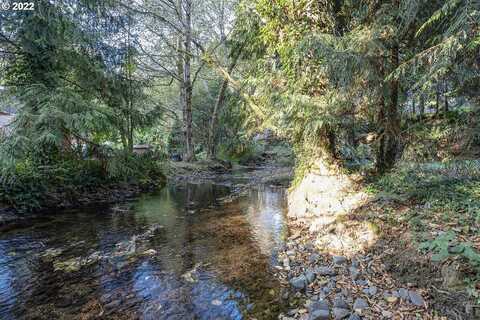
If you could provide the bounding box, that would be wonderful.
[0,181,164,232]
[277,159,478,319]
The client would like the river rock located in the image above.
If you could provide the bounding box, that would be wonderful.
[398,288,408,299]
[310,299,329,310]
[316,266,337,276]
[290,275,308,290]
[309,309,330,320]
[308,300,330,320]
[348,313,362,320]
[408,290,425,306]
[351,259,359,268]
[333,307,350,319]
[362,286,377,296]
[349,266,360,280]
[306,270,316,283]
[382,310,393,318]
[322,286,332,294]
[353,298,368,312]
[333,296,349,309]
[309,253,320,263]
[354,279,367,286]
[333,256,347,265]
[383,291,398,303]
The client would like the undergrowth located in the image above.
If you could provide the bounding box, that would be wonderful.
[368,160,480,300]
[0,154,166,212]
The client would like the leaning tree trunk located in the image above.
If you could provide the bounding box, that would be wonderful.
[207,51,242,160]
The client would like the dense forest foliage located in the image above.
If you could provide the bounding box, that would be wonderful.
[0,1,479,210]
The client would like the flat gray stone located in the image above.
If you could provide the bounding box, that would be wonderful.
[290,275,307,290]
[353,298,368,311]
[348,313,362,320]
[333,256,347,265]
[398,288,408,299]
[408,290,425,306]
[333,307,350,319]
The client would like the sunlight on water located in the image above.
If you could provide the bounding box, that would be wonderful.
[0,181,287,319]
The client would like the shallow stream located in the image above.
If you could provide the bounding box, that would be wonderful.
[0,175,288,319]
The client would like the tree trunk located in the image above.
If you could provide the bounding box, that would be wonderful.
[207,51,242,160]
[444,80,449,114]
[419,93,425,118]
[412,96,416,118]
[183,0,195,162]
[376,45,400,173]
[435,82,440,116]
[176,14,185,155]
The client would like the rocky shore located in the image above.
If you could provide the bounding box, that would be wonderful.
[275,230,433,320]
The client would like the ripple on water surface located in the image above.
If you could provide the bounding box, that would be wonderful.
[0,182,288,319]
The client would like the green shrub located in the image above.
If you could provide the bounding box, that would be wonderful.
[0,154,165,212]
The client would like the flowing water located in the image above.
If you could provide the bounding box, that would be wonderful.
[0,176,289,319]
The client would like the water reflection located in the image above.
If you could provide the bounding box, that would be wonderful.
[0,181,287,319]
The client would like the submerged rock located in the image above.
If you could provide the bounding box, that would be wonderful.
[41,248,64,260]
[53,257,82,272]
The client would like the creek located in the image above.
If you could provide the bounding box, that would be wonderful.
[0,170,289,319]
